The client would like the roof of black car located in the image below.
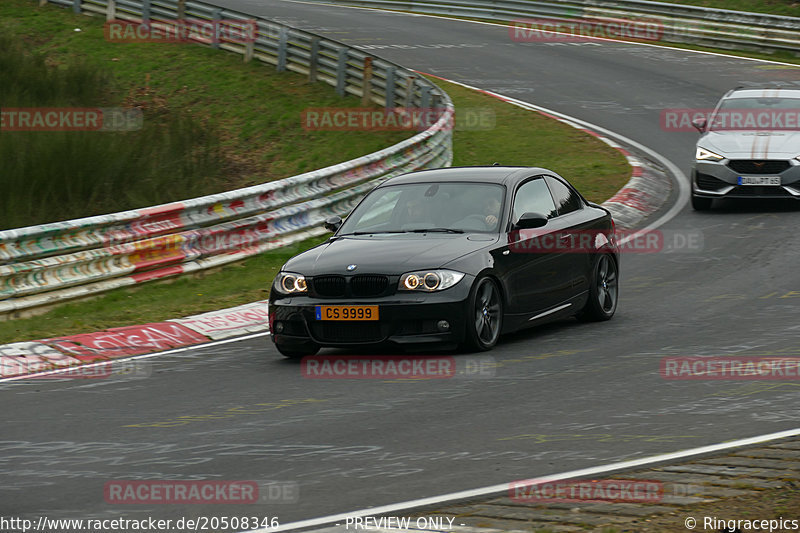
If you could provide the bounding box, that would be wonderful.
[381,166,553,186]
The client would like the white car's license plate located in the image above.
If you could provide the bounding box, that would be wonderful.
[738,176,781,186]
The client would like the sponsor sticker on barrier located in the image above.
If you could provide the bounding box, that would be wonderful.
[129,212,186,238]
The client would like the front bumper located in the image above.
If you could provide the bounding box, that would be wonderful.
[692,159,800,200]
[269,280,473,349]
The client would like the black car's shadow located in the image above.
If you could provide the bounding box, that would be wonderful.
[275,316,598,363]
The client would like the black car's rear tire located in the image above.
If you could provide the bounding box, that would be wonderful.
[691,194,712,211]
[577,253,618,322]
[462,276,503,352]
[275,341,320,359]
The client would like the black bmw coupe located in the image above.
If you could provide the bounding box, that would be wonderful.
[269,167,619,357]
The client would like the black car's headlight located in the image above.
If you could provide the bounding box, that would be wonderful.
[696,147,724,161]
[399,269,465,292]
[273,272,308,295]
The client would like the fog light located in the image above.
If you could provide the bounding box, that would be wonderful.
[274,321,285,333]
[437,320,450,332]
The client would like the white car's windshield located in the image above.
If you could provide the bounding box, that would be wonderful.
[710,97,800,131]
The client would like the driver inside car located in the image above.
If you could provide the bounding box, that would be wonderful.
[452,196,502,231]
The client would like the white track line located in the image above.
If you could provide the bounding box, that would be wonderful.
[251,427,800,533]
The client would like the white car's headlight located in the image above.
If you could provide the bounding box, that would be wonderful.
[696,147,724,161]
[273,272,308,294]
[399,269,465,292]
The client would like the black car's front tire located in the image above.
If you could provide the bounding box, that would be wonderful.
[275,340,320,359]
[462,276,503,352]
[577,253,618,322]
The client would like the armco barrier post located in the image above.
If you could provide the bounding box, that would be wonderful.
[309,37,320,83]
[404,75,415,108]
[362,57,373,106]
[72,0,80,14]
[244,37,254,62]
[336,48,348,96]
[420,85,432,111]
[277,27,288,71]
[177,0,185,19]
[385,67,396,108]
[106,0,116,21]
[142,0,150,23]
[212,8,222,50]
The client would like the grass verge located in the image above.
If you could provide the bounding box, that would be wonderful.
[0,6,629,343]
[666,0,800,17]
[0,0,411,228]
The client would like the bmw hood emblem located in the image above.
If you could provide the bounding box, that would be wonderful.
[346,264,357,271]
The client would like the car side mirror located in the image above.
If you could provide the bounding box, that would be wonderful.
[515,212,548,229]
[324,215,342,233]
[692,117,707,133]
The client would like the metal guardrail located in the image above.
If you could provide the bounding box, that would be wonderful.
[302,0,800,55]
[0,0,453,318]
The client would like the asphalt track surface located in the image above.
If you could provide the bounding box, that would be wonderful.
[4,1,800,526]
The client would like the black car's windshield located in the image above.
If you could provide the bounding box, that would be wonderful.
[339,182,506,235]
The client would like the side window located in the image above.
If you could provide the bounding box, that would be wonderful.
[545,176,582,216]
[512,178,557,221]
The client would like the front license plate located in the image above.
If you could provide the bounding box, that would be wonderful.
[315,305,379,321]
[738,176,781,186]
